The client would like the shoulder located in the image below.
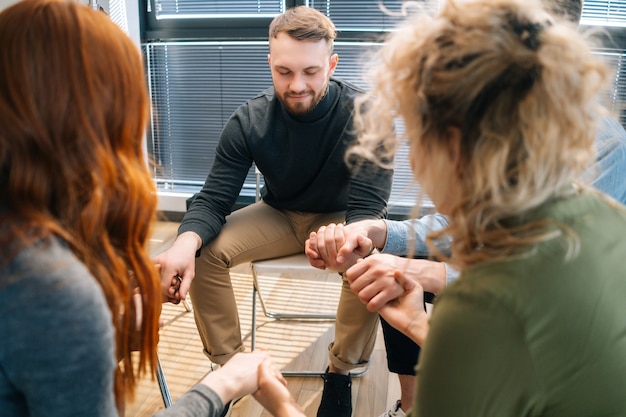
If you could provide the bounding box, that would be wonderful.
[233,85,277,124]
[596,112,626,142]
[247,85,276,108]
[595,113,626,157]
[6,237,98,290]
[331,77,366,96]
[1,236,112,327]
[0,236,115,406]
[441,192,626,316]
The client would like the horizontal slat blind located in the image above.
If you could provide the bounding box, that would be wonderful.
[582,1,626,25]
[154,0,285,20]
[147,1,626,28]
[145,40,424,210]
[143,0,626,216]
[308,0,412,31]
[594,48,626,122]
[145,42,271,197]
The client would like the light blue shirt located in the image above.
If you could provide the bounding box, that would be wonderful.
[588,113,626,204]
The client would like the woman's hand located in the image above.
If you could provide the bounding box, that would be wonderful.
[200,350,270,403]
[378,272,430,346]
[253,358,306,417]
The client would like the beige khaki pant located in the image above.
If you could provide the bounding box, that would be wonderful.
[189,200,379,370]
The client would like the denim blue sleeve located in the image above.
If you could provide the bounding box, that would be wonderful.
[382,215,458,284]
[589,114,626,205]
[382,214,450,257]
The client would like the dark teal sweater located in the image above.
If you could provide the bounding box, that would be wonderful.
[179,78,393,247]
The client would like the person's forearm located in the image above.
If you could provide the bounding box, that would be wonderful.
[270,401,306,417]
[407,259,447,294]
[345,162,393,224]
[408,312,430,346]
[174,231,202,252]
[199,369,238,405]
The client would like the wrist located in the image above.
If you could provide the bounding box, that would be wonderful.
[200,370,237,404]
[408,310,430,346]
[276,400,305,417]
[175,231,202,252]
[367,219,388,249]
[424,261,447,294]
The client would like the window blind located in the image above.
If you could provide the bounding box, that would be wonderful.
[144,40,424,212]
[145,42,270,198]
[141,0,626,216]
[145,1,626,29]
[308,0,415,32]
[582,0,626,25]
[153,0,285,20]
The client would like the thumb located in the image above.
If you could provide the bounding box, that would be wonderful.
[393,269,419,293]
[179,274,192,300]
[355,234,374,255]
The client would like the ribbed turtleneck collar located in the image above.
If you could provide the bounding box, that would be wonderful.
[281,80,338,123]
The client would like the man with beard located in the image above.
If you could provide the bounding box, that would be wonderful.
[153,4,392,396]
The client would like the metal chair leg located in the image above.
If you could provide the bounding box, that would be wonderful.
[249,257,371,378]
[156,355,172,408]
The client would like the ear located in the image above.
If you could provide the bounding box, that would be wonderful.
[329,53,338,76]
[267,53,271,66]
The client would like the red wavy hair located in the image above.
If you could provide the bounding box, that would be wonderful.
[0,0,160,409]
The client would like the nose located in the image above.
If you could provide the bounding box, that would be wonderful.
[289,73,306,93]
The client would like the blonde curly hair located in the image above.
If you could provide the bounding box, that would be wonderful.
[351,0,610,268]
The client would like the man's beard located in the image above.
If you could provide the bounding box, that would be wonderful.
[278,82,328,116]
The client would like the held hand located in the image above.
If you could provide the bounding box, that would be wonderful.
[335,232,373,271]
[346,253,447,304]
[328,219,386,270]
[152,231,201,303]
[378,272,430,346]
[307,223,346,272]
[154,264,182,304]
[345,254,407,311]
[335,218,387,266]
[305,231,328,270]
[305,223,374,273]
[253,358,305,417]
[200,350,270,404]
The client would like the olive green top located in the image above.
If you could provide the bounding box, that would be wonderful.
[411,190,626,417]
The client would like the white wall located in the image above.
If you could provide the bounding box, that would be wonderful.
[0,0,139,45]
[0,0,103,11]
[0,0,178,212]
[0,0,19,10]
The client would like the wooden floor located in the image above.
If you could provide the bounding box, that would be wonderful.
[124,220,400,417]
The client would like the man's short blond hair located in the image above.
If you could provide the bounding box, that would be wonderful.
[269,6,336,53]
